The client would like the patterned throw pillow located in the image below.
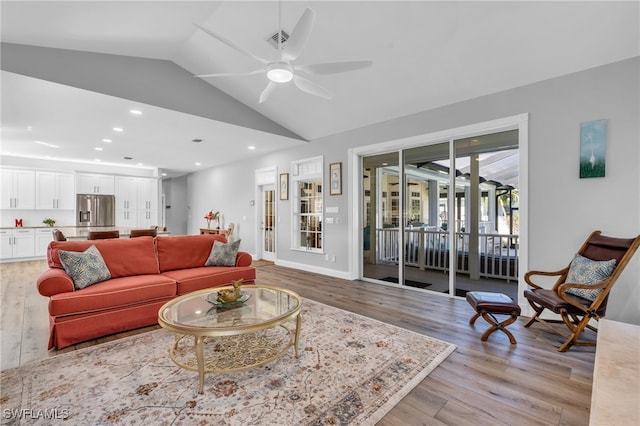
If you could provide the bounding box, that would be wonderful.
[205,239,241,267]
[564,253,616,301]
[59,245,112,290]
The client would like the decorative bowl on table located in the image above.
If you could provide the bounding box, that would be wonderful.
[207,292,250,308]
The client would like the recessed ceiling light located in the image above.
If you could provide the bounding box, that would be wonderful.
[94,159,101,162]
[113,127,123,132]
[129,109,142,115]
[195,162,201,166]
[161,173,167,176]
[248,146,256,150]
[94,147,103,151]
[137,162,143,166]
[102,138,112,143]
[34,140,59,148]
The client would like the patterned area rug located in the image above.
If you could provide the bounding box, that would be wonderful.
[1,299,455,425]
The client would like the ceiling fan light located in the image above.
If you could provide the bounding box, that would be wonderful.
[267,67,293,83]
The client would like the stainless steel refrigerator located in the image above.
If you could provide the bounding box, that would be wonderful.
[76,194,116,227]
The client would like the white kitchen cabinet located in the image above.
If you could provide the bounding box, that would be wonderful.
[0,228,35,259]
[137,209,158,229]
[115,176,139,210]
[76,173,115,195]
[137,178,159,211]
[36,171,75,210]
[35,228,55,256]
[115,177,158,227]
[116,209,138,228]
[137,178,159,228]
[0,168,35,209]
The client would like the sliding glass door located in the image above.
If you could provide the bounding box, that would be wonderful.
[401,142,451,292]
[362,152,400,283]
[361,130,519,299]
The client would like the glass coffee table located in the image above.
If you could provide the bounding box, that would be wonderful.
[158,285,302,394]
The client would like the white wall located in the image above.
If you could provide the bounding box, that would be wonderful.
[182,57,640,324]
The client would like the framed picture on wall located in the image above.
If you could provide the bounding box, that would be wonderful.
[279,173,289,200]
[579,119,607,178]
[329,162,342,195]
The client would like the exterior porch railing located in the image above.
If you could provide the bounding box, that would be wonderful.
[374,227,518,281]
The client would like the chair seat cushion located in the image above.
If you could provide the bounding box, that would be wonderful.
[466,291,521,315]
[524,288,606,315]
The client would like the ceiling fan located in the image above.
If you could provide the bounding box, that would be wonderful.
[194,6,372,103]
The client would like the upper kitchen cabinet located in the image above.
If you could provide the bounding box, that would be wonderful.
[0,168,35,209]
[137,178,159,211]
[36,171,75,210]
[76,173,115,195]
[115,176,139,210]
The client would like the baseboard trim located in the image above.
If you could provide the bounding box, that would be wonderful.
[274,259,353,281]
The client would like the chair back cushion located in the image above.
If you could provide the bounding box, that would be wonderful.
[581,234,637,264]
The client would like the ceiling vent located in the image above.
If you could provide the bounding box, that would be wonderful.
[123,156,133,160]
[266,30,289,49]
[192,138,203,143]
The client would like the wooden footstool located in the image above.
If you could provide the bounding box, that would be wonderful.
[466,291,521,344]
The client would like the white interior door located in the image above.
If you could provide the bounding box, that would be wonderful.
[260,184,276,261]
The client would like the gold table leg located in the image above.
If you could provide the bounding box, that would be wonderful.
[195,336,205,394]
[294,313,302,358]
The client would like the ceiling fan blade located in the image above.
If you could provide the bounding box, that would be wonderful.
[194,23,269,65]
[195,69,264,78]
[296,60,373,75]
[282,8,315,62]
[292,75,333,100]
[259,81,278,103]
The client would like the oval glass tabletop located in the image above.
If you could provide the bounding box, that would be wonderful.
[159,285,301,332]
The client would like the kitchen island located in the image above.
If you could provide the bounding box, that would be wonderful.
[49,226,169,240]
[0,226,170,262]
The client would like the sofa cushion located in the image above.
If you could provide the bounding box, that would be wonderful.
[49,274,177,317]
[48,237,160,278]
[58,245,111,290]
[205,239,242,267]
[162,266,256,295]
[156,234,227,272]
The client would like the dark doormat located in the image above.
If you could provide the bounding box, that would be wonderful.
[443,288,469,297]
[380,277,432,289]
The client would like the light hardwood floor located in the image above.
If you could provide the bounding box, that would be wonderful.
[0,260,596,425]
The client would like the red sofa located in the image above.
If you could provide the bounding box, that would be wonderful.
[37,234,255,349]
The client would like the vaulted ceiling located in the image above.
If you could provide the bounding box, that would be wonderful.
[1,1,638,177]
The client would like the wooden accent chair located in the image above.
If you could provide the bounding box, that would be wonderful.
[129,228,157,238]
[87,230,120,240]
[52,229,67,241]
[523,230,640,352]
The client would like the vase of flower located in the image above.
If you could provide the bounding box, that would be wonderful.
[43,218,56,227]
[204,210,219,229]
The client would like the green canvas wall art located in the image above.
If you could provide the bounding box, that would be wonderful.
[580,119,607,178]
